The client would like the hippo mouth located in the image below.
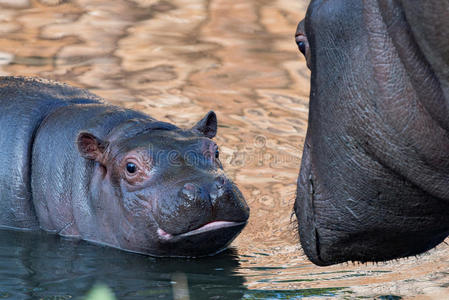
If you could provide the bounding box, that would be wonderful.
[153,221,247,257]
[157,221,246,241]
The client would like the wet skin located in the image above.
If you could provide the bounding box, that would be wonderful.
[294,0,449,266]
[0,76,249,257]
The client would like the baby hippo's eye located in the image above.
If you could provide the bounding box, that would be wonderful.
[215,149,220,159]
[122,152,152,185]
[126,162,137,174]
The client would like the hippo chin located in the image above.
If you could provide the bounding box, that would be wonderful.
[295,0,449,265]
[0,76,249,258]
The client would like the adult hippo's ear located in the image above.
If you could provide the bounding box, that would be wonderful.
[192,111,217,139]
[76,132,109,162]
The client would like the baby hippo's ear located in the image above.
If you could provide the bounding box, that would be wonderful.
[77,132,108,162]
[192,111,217,138]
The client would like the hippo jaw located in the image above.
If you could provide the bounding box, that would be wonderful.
[157,221,247,240]
[153,221,247,258]
[296,139,449,266]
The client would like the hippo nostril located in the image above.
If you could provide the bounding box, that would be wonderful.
[210,177,226,203]
[181,183,199,201]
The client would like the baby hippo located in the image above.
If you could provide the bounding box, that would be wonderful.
[0,76,249,257]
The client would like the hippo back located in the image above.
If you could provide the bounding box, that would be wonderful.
[0,77,101,229]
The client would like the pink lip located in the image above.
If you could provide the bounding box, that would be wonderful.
[157,221,246,241]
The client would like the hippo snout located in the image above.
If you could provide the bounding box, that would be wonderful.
[150,175,249,257]
[180,177,226,204]
[154,175,249,238]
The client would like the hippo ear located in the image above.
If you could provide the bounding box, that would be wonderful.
[77,132,108,162]
[192,111,217,138]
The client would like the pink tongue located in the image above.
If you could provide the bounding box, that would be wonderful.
[157,221,238,240]
[196,221,234,231]
[157,228,173,240]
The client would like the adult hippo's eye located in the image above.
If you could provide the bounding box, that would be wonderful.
[126,162,137,174]
[295,35,307,56]
[295,20,309,59]
[297,40,306,55]
[295,32,311,69]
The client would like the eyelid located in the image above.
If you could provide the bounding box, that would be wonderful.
[125,157,139,167]
[123,153,152,168]
[295,34,307,48]
[295,33,306,40]
[123,156,143,177]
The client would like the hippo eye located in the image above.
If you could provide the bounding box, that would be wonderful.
[297,40,306,55]
[295,34,308,56]
[215,149,220,159]
[126,162,137,174]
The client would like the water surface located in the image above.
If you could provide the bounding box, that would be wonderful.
[0,0,448,298]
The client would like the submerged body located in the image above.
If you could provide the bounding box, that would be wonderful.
[295,0,449,265]
[0,76,249,257]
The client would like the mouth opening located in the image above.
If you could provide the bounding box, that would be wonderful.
[157,221,247,241]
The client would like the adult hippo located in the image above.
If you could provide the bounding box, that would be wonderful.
[294,0,449,265]
[0,76,249,257]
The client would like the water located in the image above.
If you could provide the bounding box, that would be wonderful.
[0,0,449,299]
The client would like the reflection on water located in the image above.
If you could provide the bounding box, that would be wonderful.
[0,230,345,299]
[0,0,448,298]
[0,230,245,299]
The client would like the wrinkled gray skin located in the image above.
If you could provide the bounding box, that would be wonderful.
[295,0,449,266]
[0,76,249,257]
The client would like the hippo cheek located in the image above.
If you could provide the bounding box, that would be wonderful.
[100,191,158,254]
[114,219,160,254]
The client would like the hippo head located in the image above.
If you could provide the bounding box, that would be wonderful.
[294,0,449,265]
[76,111,249,257]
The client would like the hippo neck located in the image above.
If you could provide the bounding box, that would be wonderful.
[0,76,103,230]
